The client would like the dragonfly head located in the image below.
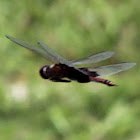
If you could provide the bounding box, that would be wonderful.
[39,65,51,79]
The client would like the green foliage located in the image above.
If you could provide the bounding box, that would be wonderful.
[0,0,139,139]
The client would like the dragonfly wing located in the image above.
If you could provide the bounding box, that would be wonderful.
[38,41,69,64]
[69,51,114,65]
[6,35,89,75]
[87,63,136,77]
[6,35,67,64]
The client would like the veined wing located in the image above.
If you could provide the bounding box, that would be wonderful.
[87,63,136,77]
[68,51,114,66]
[6,35,68,64]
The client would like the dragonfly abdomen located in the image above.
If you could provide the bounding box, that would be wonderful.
[89,77,117,86]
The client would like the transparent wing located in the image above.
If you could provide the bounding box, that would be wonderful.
[68,51,114,66]
[6,35,68,64]
[87,63,136,77]
[37,41,69,64]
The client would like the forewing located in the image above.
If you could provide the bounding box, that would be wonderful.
[87,63,136,77]
[38,41,69,64]
[6,35,66,64]
[6,35,90,75]
[69,51,114,65]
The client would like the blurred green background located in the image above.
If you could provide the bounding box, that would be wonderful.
[0,0,139,140]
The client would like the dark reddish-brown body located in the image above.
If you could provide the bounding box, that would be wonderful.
[40,64,116,86]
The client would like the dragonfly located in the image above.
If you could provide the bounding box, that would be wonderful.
[6,35,136,86]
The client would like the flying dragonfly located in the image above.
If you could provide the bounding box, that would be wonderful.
[6,35,136,86]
